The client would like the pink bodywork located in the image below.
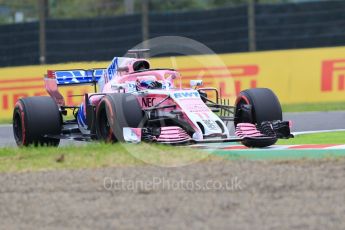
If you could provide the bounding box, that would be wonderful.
[235,123,264,138]
[102,69,180,93]
[157,126,191,143]
[43,57,218,142]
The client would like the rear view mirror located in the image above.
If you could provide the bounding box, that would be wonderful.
[190,80,203,88]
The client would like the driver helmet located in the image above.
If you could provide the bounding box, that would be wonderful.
[136,76,163,90]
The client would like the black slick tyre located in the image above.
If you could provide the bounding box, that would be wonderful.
[12,96,61,147]
[95,94,144,142]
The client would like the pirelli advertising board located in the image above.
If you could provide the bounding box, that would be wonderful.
[1,46,345,120]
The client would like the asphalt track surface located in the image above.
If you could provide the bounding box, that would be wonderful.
[1,158,345,229]
[1,111,345,147]
[1,111,345,229]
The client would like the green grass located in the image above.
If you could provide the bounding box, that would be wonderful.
[278,131,345,145]
[0,118,11,124]
[282,102,345,112]
[1,132,345,173]
[0,143,212,173]
[213,131,345,161]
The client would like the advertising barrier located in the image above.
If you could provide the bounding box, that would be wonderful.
[1,46,345,120]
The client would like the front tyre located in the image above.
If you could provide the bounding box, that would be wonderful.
[234,88,282,148]
[95,94,144,142]
[234,88,282,126]
[13,96,62,147]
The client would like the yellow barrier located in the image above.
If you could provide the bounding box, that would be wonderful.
[150,46,345,104]
[0,62,107,119]
[1,46,345,120]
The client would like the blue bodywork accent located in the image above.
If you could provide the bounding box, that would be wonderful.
[106,57,118,81]
[77,103,88,130]
[55,69,105,85]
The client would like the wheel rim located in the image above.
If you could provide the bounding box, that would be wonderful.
[13,112,23,144]
[98,106,113,141]
[234,96,250,126]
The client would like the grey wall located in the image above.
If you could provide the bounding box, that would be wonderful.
[0,0,345,67]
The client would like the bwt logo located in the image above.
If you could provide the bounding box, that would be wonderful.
[106,57,118,81]
[173,92,200,98]
[56,70,104,79]
[55,70,104,85]
[321,59,345,92]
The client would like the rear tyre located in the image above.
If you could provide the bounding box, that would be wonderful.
[12,96,61,147]
[234,88,282,126]
[95,94,144,142]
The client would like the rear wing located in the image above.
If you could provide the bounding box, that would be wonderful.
[46,69,106,86]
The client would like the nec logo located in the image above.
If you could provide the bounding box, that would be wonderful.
[321,59,345,91]
[142,97,156,107]
[173,92,199,98]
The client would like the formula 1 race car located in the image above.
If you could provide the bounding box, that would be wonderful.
[12,49,292,147]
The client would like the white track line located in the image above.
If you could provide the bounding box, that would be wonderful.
[325,144,345,150]
[0,124,11,128]
[292,129,345,136]
[285,111,345,115]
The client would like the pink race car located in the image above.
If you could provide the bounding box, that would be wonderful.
[12,49,292,147]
